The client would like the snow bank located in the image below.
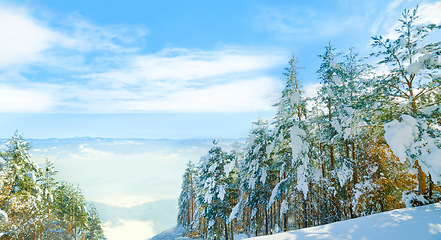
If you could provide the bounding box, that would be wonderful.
[249,203,441,240]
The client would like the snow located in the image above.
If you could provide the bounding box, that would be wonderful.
[253,143,261,156]
[290,124,310,197]
[0,209,8,222]
[218,185,226,201]
[291,91,301,105]
[419,143,441,183]
[430,54,439,66]
[424,148,441,182]
[266,141,275,157]
[280,199,288,214]
[268,179,287,210]
[228,201,241,224]
[399,36,407,47]
[296,165,309,198]
[208,163,216,173]
[260,168,267,184]
[249,176,256,190]
[420,105,439,115]
[384,115,419,163]
[330,61,339,68]
[150,225,191,240]
[407,62,422,75]
[290,125,306,164]
[248,203,441,240]
[418,53,431,63]
[151,226,249,240]
[205,192,213,203]
[25,172,36,182]
[336,163,352,187]
[225,160,235,176]
[402,192,429,208]
[332,75,342,85]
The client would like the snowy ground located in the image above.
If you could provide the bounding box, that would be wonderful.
[250,203,441,240]
[152,203,441,240]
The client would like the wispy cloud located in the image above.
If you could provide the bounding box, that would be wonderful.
[0,3,286,113]
[254,3,371,41]
[370,0,441,40]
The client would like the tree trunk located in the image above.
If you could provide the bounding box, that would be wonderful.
[224,219,228,240]
[190,172,194,229]
[265,209,269,235]
[416,160,427,195]
[302,195,307,228]
[330,145,335,170]
[352,141,357,185]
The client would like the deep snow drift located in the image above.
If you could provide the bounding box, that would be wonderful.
[153,203,441,240]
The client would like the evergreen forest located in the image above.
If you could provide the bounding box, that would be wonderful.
[177,7,441,240]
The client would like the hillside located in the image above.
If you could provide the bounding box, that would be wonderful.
[153,203,441,240]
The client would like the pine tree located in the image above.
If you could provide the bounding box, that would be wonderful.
[240,119,275,236]
[196,140,237,240]
[0,132,44,238]
[178,161,197,235]
[269,54,311,230]
[371,6,441,197]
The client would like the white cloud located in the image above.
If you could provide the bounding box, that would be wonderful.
[70,47,285,113]
[415,1,441,25]
[0,5,62,68]
[0,2,146,71]
[0,84,55,112]
[128,77,282,113]
[0,3,285,114]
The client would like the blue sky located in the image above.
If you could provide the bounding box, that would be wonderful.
[1,0,440,139]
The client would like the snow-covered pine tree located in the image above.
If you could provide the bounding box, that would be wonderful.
[371,6,441,199]
[53,182,89,239]
[240,119,276,236]
[0,132,44,237]
[330,47,374,219]
[86,204,106,239]
[269,54,312,230]
[39,158,58,238]
[178,161,198,235]
[314,42,345,222]
[196,140,237,240]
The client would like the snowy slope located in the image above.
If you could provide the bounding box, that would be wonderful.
[152,203,441,240]
[250,203,441,240]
